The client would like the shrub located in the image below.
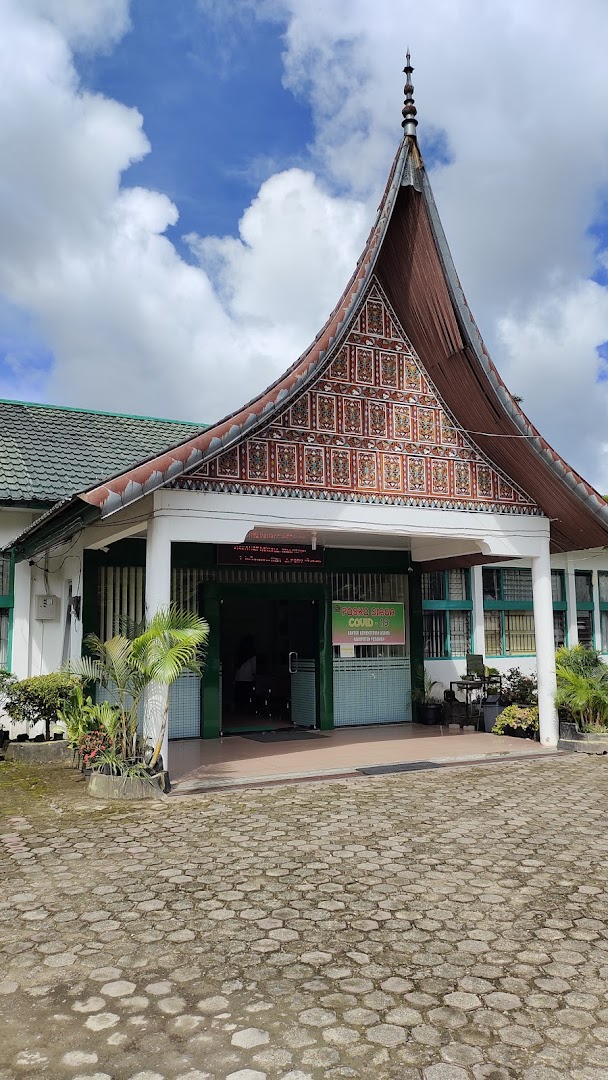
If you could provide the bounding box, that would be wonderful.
[502,668,537,707]
[555,645,603,677]
[492,703,539,737]
[4,673,82,741]
[79,729,111,768]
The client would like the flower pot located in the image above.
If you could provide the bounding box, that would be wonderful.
[417,702,443,725]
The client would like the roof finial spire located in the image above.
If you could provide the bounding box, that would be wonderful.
[402,48,418,136]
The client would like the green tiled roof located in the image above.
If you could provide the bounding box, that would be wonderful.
[0,399,204,504]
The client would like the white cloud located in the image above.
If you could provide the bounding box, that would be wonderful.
[498,280,608,492]
[0,0,607,493]
[0,0,368,423]
[23,0,131,50]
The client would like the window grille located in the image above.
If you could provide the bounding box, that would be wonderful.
[447,569,468,601]
[98,566,145,639]
[423,611,446,658]
[450,610,472,656]
[484,611,502,656]
[577,611,594,649]
[0,611,8,668]
[421,569,471,658]
[575,571,593,604]
[502,568,533,602]
[504,611,535,655]
[551,570,565,603]
[421,571,445,601]
[482,568,500,601]
[0,554,11,596]
[553,611,566,650]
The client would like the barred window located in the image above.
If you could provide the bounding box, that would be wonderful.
[577,611,594,649]
[484,610,535,656]
[553,611,567,650]
[421,570,472,658]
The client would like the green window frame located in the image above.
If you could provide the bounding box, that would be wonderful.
[0,552,14,671]
[598,571,608,654]
[483,567,567,657]
[422,569,472,659]
[575,570,595,649]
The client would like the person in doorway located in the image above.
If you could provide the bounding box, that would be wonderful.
[234,636,256,712]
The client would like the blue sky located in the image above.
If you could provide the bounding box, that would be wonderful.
[1,0,608,488]
[77,1,314,253]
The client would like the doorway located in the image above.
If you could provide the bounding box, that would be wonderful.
[219,593,317,734]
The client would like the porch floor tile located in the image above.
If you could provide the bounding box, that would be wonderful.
[169,723,552,792]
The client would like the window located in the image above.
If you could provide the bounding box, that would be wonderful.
[0,552,13,670]
[553,611,567,650]
[483,567,567,656]
[599,572,608,653]
[422,569,472,658]
[575,571,594,649]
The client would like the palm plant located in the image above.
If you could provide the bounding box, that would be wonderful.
[555,667,608,731]
[69,606,208,767]
[132,607,208,768]
[555,645,608,731]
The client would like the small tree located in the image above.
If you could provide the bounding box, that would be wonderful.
[4,672,81,741]
[70,606,208,767]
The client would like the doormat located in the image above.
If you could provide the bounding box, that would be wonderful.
[358,760,442,776]
[242,730,328,742]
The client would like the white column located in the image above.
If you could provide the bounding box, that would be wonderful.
[532,540,558,747]
[144,515,172,771]
[471,565,485,658]
[565,554,578,647]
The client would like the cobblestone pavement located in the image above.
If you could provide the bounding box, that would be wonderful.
[2,755,608,1080]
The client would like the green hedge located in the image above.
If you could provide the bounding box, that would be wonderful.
[4,673,81,741]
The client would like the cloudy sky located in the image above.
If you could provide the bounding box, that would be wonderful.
[1,0,608,489]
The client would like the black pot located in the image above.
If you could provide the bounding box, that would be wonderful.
[418,702,443,725]
[16,733,29,742]
[53,733,64,741]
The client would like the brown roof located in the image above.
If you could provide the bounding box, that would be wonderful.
[13,131,608,556]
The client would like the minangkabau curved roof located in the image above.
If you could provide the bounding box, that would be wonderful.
[12,60,608,557]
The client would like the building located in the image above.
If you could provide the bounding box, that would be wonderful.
[5,57,608,767]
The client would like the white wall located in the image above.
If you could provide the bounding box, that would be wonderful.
[0,507,85,737]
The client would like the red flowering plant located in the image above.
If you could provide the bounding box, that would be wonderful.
[79,729,111,768]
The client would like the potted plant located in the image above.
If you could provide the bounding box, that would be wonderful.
[68,605,209,797]
[416,671,443,725]
[491,703,539,739]
[555,645,608,753]
[487,667,538,737]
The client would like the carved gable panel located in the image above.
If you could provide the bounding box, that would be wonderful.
[179,281,538,514]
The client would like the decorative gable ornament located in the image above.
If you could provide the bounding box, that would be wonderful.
[177,281,538,515]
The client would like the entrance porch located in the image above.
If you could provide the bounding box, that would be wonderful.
[84,485,560,770]
[169,722,553,793]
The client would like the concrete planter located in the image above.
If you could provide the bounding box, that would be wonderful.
[558,718,608,755]
[87,771,169,801]
[5,739,72,764]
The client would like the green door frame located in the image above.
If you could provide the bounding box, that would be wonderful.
[199,582,332,739]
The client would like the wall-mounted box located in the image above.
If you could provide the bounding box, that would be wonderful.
[35,594,60,621]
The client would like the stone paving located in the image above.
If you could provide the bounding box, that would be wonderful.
[2,755,608,1079]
